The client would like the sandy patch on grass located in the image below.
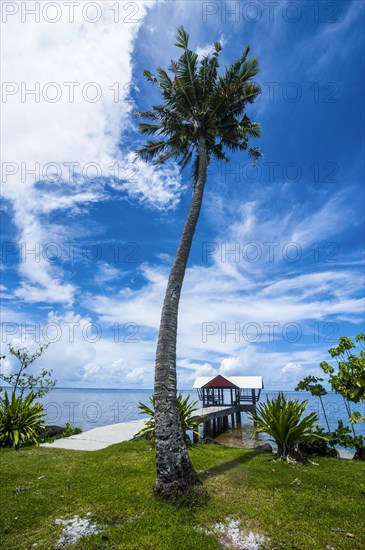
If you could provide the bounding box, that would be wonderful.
[202,518,269,549]
[54,513,100,547]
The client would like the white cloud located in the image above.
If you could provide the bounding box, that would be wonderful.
[94,262,122,285]
[219,349,325,389]
[1,309,156,388]
[1,1,182,305]
[280,362,305,384]
[225,191,350,261]
[61,180,363,388]
[311,1,362,72]
[14,280,75,305]
[177,359,217,386]
[195,35,226,59]
[2,223,362,388]
[113,153,183,210]
[81,248,363,386]
[1,3,363,390]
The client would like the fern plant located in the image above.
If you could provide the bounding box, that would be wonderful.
[0,390,45,448]
[136,394,200,444]
[249,392,326,459]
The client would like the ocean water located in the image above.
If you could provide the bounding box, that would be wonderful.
[38,388,365,439]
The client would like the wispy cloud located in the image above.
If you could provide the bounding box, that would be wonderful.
[195,35,226,59]
[1,1,363,390]
[2,1,182,305]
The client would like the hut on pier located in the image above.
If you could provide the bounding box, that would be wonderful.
[193,374,263,410]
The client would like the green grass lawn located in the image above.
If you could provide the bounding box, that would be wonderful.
[0,441,364,549]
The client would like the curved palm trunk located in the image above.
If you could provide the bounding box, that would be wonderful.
[154,136,207,499]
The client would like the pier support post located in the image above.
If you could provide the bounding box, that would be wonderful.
[217,418,222,433]
[252,390,257,429]
[223,416,229,430]
[203,420,211,437]
[231,413,235,427]
[236,411,241,426]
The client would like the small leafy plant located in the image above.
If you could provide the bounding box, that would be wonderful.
[248,392,325,459]
[321,334,365,408]
[63,422,83,437]
[38,422,83,443]
[136,394,200,445]
[0,344,56,449]
[297,427,338,458]
[0,343,55,399]
[296,334,365,458]
[295,375,331,431]
[0,390,45,448]
[295,376,339,456]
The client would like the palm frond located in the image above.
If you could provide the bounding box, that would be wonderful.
[143,70,157,84]
[240,56,260,79]
[135,110,157,120]
[177,148,193,171]
[175,25,189,49]
[211,142,229,162]
[136,28,262,180]
[240,116,262,138]
[247,147,264,163]
[135,140,170,163]
[138,123,162,136]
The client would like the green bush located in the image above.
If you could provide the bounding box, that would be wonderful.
[0,390,45,448]
[136,394,200,444]
[63,422,83,437]
[296,334,365,458]
[0,343,55,399]
[37,422,83,443]
[297,427,339,458]
[249,392,326,459]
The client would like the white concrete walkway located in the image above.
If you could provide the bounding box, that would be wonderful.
[40,418,148,451]
[40,405,235,452]
[40,414,355,458]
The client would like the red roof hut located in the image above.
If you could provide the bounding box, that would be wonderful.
[193,374,263,408]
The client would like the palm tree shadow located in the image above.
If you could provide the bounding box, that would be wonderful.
[200,450,257,480]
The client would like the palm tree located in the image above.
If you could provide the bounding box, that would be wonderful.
[136,26,262,500]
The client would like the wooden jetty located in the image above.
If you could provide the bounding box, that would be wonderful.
[41,374,264,451]
[191,374,264,442]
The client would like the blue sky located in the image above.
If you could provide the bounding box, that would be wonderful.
[1,0,364,389]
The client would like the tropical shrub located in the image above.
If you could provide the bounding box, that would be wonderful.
[248,393,326,459]
[295,375,331,431]
[63,422,83,437]
[136,394,200,445]
[295,376,339,456]
[321,334,365,408]
[0,390,45,448]
[321,335,364,458]
[296,334,365,459]
[331,420,364,457]
[0,343,55,399]
[297,427,338,458]
[37,422,83,443]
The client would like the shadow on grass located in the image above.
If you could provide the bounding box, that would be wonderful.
[200,450,258,480]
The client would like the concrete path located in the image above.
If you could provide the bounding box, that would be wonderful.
[40,406,225,452]
[40,414,355,458]
[40,406,239,451]
[40,418,148,451]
